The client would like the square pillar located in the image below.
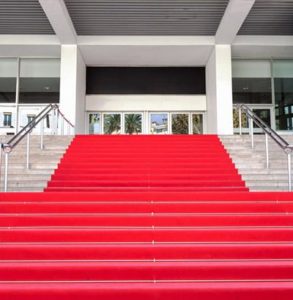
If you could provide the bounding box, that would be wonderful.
[206,45,233,135]
[60,45,86,134]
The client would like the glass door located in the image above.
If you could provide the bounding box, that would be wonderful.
[103,113,121,134]
[171,113,189,134]
[148,112,205,134]
[88,112,143,134]
[150,113,169,134]
[124,113,143,134]
[233,108,248,133]
[233,105,274,133]
[192,113,204,134]
[88,111,205,135]
[88,113,101,134]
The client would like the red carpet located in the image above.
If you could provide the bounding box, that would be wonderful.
[1,135,293,298]
[46,135,248,192]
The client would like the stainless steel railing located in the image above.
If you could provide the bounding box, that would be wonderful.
[237,104,293,191]
[0,104,74,192]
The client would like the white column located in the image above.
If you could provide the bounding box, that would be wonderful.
[60,45,86,134]
[206,45,233,135]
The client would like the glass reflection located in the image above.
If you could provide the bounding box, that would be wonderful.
[232,78,272,104]
[192,114,203,134]
[151,114,168,134]
[103,114,121,134]
[0,58,17,103]
[19,58,60,104]
[125,114,142,134]
[172,114,189,134]
[275,78,293,131]
[89,113,101,134]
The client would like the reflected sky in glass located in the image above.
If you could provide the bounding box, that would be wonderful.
[151,114,167,125]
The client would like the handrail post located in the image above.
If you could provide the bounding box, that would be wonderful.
[265,133,269,168]
[56,111,60,135]
[26,131,30,169]
[61,117,64,135]
[288,152,292,192]
[239,107,242,135]
[51,112,54,135]
[52,109,58,135]
[4,152,9,192]
[40,118,44,150]
[53,110,58,135]
[58,111,61,135]
[249,117,254,149]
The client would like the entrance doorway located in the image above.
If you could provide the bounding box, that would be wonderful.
[233,105,274,133]
[87,111,205,135]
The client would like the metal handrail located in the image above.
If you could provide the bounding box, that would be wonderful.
[55,106,74,128]
[237,104,293,191]
[0,104,74,192]
[2,104,53,152]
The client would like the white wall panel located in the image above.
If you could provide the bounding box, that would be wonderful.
[232,60,271,78]
[86,95,206,112]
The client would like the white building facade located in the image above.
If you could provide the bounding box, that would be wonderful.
[0,0,292,136]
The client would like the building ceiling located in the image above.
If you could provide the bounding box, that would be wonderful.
[0,0,55,34]
[64,0,229,36]
[0,0,292,44]
[239,0,293,35]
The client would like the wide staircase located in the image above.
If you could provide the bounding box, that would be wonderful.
[1,135,293,299]
[45,135,247,192]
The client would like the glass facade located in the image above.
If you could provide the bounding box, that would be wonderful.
[103,113,121,134]
[87,112,205,135]
[3,112,12,127]
[19,58,60,104]
[150,114,168,134]
[232,59,293,132]
[0,58,17,103]
[232,78,272,104]
[89,113,101,134]
[124,113,142,134]
[172,114,189,134]
[273,60,293,131]
[0,58,60,134]
[192,114,203,134]
[232,60,272,104]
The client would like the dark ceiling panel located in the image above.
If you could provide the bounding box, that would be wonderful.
[64,0,229,35]
[0,0,55,34]
[239,0,293,35]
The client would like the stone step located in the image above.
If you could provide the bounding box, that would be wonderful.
[250,186,291,191]
[245,179,291,185]
[0,175,51,181]
[1,160,60,165]
[220,134,293,192]
[242,174,290,180]
[0,135,73,192]
[240,169,290,175]
[0,169,54,175]
[2,181,48,188]
[1,162,58,166]
[2,187,44,192]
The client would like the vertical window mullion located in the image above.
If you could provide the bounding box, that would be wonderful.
[15,57,20,134]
